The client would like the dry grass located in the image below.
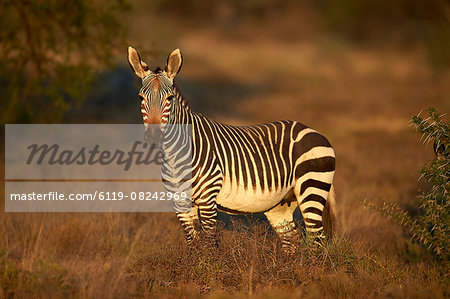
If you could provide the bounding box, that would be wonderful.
[0,210,447,298]
[2,18,450,298]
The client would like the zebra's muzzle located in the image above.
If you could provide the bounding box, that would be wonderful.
[144,126,162,147]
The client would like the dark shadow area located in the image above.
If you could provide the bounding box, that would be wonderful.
[176,77,267,119]
[65,65,142,124]
[217,207,304,233]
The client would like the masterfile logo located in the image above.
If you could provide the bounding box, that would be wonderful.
[26,141,164,171]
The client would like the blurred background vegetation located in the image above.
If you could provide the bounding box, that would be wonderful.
[0,0,129,123]
[1,1,449,297]
[0,0,449,123]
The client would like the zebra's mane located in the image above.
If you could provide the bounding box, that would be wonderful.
[173,81,191,111]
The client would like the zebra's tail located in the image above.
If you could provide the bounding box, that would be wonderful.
[323,184,337,239]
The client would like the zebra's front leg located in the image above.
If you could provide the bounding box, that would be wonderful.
[264,193,299,255]
[197,196,218,247]
[176,205,199,245]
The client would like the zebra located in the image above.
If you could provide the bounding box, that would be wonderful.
[127,47,337,253]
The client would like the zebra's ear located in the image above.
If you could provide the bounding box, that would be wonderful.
[165,49,183,80]
[127,46,150,78]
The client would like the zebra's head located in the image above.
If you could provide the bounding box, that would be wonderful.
[127,47,183,127]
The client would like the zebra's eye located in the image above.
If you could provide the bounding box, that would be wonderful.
[167,95,174,101]
[139,95,145,101]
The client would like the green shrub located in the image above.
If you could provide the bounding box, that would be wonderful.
[366,107,449,261]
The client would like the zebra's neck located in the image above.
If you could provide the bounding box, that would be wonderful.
[168,83,194,125]
[173,82,191,111]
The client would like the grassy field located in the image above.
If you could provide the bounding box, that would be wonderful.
[2,18,449,298]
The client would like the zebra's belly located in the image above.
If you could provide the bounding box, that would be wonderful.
[215,181,293,214]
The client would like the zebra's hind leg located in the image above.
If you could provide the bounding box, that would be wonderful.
[176,204,199,245]
[264,191,299,255]
[294,172,334,247]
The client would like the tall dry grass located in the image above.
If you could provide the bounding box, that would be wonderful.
[1,207,447,298]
